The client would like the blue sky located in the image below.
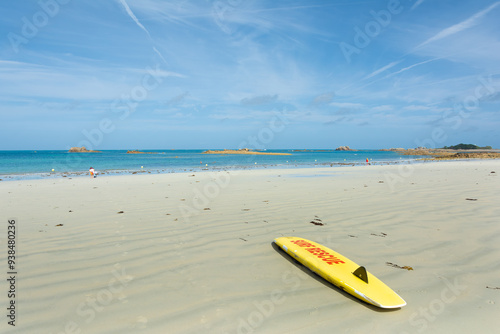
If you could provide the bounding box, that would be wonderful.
[1,0,499,149]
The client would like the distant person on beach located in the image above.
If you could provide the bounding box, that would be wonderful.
[366,158,370,165]
[89,167,95,178]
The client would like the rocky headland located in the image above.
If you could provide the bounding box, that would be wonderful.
[381,147,500,160]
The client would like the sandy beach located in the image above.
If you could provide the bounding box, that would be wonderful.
[1,160,499,333]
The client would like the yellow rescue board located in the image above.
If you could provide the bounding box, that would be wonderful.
[274,236,406,309]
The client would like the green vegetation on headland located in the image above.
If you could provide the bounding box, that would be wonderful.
[441,143,492,150]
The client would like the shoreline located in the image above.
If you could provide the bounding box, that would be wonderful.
[2,155,499,182]
[0,157,496,182]
[0,158,426,182]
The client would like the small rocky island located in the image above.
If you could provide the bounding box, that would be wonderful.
[126,150,157,154]
[68,146,101,153]
[202,148,291,156]
[335,146,357,151]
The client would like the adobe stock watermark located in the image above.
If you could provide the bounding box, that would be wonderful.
[47,63,165,174]
[339,0,404,63]
[8,0,72,53]
[178,109,293,222]
[51,264,133,334]
[401,277,467,333]
[384,74,498,192]
[80,63,166,151]
[383,163,415,192]
[414,75,498,150]
[229,269,309,334]
[237,110,292,151]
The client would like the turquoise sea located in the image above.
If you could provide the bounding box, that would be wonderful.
[0,149,424,180]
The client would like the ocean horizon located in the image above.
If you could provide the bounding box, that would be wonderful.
[0,149,424,181]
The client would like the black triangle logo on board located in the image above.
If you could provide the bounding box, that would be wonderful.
[353,266,368,284]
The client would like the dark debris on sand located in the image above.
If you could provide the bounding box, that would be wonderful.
[386,262,413,270]
[310,216,324,226]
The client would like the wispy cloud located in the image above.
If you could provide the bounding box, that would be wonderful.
[364,61,402,80]
[403,105,432,111]
[388,58,441,76]
[118,0,150,37]
[310,92,335,107]
[330,102,364,109]
[164,91,190,106]
[371,105,393,112]
[0,60,184,102]
[351,57,442,98]
[118,0,169,65]
[240,94,278,105]
[411,0,426,11]
[417,2,500,48]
